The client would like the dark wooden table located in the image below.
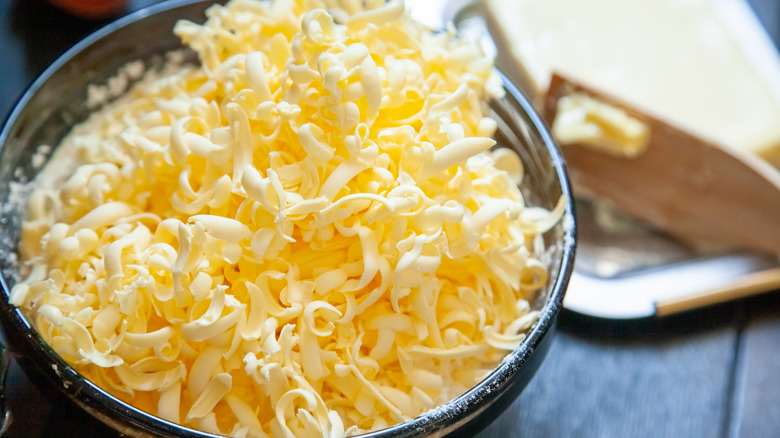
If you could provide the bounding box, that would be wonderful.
[1,1,779,437]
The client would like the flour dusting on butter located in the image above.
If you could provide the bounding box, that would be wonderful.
[11,1,562,436]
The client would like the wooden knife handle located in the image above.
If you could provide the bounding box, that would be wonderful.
[654,267,780,316]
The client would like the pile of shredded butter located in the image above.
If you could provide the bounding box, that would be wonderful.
[11,0,564,436]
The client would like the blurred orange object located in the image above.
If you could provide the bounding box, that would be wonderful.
[48,0,128,19]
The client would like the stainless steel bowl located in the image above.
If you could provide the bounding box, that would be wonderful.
[0,1,576,436]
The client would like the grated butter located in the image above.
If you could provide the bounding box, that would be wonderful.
[11,1,563,436]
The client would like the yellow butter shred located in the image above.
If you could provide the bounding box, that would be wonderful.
[11,0,563,436]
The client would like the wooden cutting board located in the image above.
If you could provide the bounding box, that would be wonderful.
[543,73,780,256]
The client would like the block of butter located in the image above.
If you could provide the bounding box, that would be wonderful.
[543,73,780,255]
[484,0,780,168]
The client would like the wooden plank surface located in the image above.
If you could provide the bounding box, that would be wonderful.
[730,293,780,438]
[479,307,743,438]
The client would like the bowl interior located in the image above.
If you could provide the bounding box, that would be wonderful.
[0,1,576,436]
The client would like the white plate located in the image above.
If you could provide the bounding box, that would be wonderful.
[563,200,778,319]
